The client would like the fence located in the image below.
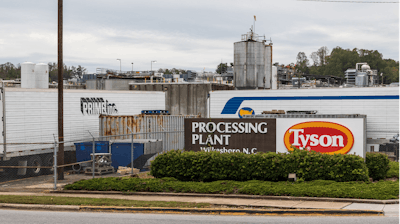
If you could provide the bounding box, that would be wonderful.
[0,130,184,191]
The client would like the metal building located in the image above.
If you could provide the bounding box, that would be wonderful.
[233,28,272,89]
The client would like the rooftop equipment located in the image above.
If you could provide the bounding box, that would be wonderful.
[345,63,378,87]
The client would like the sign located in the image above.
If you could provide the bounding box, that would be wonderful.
[283,121,354,154]
[277,118,365,157]
[80,97,118,116]
[184,118,276,154]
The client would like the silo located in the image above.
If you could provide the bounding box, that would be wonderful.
[234,30,272,89]
[271,65,277,90]
[264,44,272,89]
[34,63,49,89]
[21,62,36,88]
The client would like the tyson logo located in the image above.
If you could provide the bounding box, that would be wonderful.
[284,121,354,155]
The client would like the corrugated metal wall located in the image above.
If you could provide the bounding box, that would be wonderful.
[99,115,199,151]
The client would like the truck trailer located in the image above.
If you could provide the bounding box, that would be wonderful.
[209,87,399,143]
[0,87,165,176]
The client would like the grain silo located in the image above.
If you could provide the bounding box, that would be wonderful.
[233,28,272,89]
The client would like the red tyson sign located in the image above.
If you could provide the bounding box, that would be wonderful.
[284,121,354,155]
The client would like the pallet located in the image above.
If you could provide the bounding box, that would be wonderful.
[85,166,115,175]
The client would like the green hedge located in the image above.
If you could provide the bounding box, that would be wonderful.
[366,152,390,180]
[151,149,369,182]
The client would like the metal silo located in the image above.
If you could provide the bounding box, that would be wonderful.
[21,62,36,88]
[34,63,49,89]
[234,29,272,89]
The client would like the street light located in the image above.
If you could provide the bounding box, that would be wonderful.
[116,59,121,73]
[131,62,134,73]
[151,60,157,74]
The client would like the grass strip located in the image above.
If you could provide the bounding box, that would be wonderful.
[0,195,210,208]
[65,177,399,200]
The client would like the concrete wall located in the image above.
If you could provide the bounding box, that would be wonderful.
[131,83,212,117]
[104,79,130,90]
[86,79,132,90]
[86,80,96,89]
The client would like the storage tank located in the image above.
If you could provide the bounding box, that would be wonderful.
[271,65,277,90]
[265,44,272,89]
[21,62,36,88]
[34,63,49,89]
[234,29,272,89]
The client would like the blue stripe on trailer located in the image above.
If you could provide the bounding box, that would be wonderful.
[221,95,400,115]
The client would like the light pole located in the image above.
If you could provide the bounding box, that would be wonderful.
[131,62,134,73]
[116,59,121,73]
[151,60,157,74]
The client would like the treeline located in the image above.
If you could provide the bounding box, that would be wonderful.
[157,68,187,75]
[0,62,87,82]
[295,47,399,84]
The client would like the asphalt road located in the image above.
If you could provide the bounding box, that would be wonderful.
[0,209,398,224]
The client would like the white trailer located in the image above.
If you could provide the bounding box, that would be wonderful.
[0,87,165,176]
[209,87,399,142]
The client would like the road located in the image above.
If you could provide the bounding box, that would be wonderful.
[0,209,398,224]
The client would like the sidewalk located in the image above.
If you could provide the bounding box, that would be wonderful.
[0,191,398,217]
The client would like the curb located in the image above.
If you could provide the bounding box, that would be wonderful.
[80,206,384,216]
[0,203,385,216]
[51,190,399,204]
[0,203,79,211]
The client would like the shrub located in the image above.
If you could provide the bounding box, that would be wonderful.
[365,152,390,180]
[151,148,369,182]
[386,161,399,178]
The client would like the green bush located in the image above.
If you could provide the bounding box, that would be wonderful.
[386,161,399,178]
[366,152,390,180]
[151,148,369,182]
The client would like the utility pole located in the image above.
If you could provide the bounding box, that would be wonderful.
[57,0,64,180]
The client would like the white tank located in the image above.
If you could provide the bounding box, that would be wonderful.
[21,62,36,88]
[34,63,49,89]
[361,64,370,71]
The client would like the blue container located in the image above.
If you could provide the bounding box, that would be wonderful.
[74,141,109,163]
[111,142,144,169]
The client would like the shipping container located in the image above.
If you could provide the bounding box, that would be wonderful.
[99,115,199,152]
[0,87,165,175]
[210,87,399,140]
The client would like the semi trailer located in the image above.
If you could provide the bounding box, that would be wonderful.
[209,87,399,145]
[0,87,165,176]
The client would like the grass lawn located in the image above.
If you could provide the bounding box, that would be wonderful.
[0,195,210,208]
[64,177,399,200]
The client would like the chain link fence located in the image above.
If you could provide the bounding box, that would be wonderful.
[0,130,184,190]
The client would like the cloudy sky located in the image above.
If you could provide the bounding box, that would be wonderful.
[0,0,398,73]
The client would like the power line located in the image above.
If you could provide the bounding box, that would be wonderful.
[298,0,398,3]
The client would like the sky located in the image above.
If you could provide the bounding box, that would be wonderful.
[0,0,398,74]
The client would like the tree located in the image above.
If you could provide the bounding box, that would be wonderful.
[296,52,309,74]
[322,47,359,77]
[310,52,319,66]
[216,63,228,74]
[317,46,330,65]
[0,62,20,80]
